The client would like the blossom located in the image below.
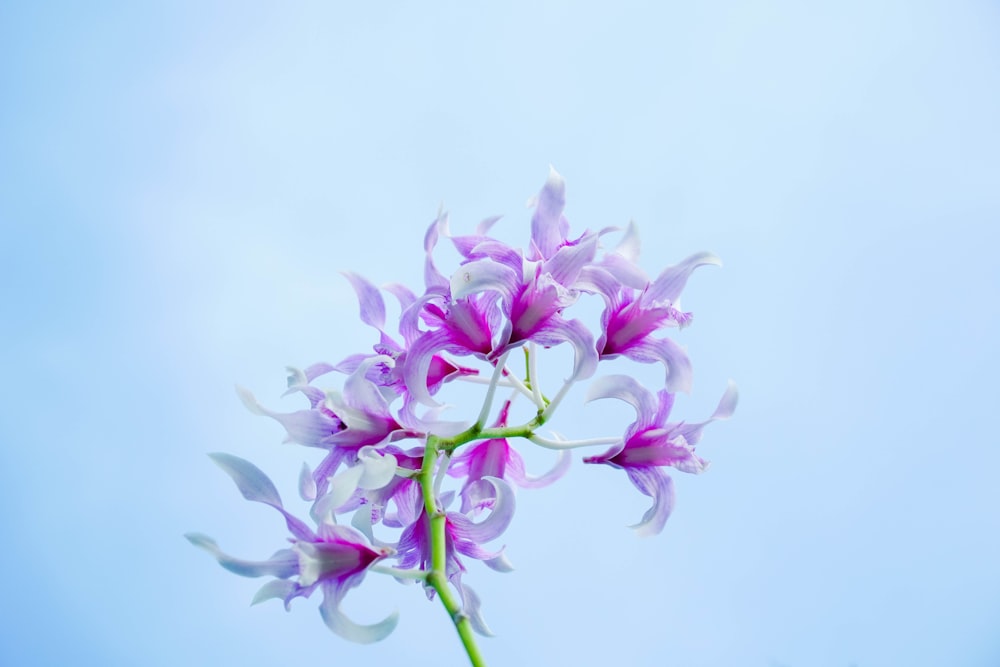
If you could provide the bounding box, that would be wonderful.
[332,271,479,398]
[582,251,721,394]
[390,476,515,636]
[448,401,570,513]
[395,476,516,578]
[186,453,397,643]
[583,375,738,535]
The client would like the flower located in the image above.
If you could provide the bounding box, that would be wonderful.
[582,250,721,393]
[448,400,570,514]
[391,475,515,635]
[332,271,479,398]
[583,375,738,535]
[186,453,398,643]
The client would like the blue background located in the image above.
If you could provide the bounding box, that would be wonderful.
[2,2,998,665]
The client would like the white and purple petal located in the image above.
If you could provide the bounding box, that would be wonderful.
[185,533,299,579]
[624,466,676,537]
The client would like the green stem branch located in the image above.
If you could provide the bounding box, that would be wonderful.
[421,435,488,667]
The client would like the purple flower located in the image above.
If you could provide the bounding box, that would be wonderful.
[333,271,479,398]
[241,355,417,452]
[581,251,720,393]
[395,476,516,577]
[186,453,398,643]
[583,375,738,535]
[448,401,570,513]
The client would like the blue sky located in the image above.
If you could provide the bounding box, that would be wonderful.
[1,2,998,666]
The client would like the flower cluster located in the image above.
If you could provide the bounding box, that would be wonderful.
[188,168,736,660]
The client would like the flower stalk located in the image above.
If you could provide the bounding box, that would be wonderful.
[421,434,487,667]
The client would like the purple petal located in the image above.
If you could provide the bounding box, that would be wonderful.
[403,328,454,407]
[674,380,739,445]
[645,251,722,304]
[623,337,694,394]
[383,282,417,312]
[318,582,399,644]
[476,215,502,236]
[209,452,284,507]
[449,477,515,545]
[237,386,340,447]
[460,585,495,637]
[531,316,598,382]
[529,166,568,260]
[423,211,450,292]
[209,453,315,540]
[342,271,386,330]
[299,462,317,501]
[585,375,659,425]
[450,258,520,303]
[186,533,299,579]
[576,265,626,307]
[543,232,598,287]
[512,449,571,489]
[624,466,676,537]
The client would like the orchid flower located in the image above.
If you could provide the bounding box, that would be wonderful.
[332,271,479,397]
[583,375,738,535]
[448,400,570,513]
[395,476,516,634]
[186,453,398,643]
[582,250,721,393]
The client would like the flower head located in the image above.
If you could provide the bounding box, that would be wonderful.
[584,376,738,535]
[186,453,398,643]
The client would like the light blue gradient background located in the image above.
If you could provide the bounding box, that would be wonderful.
[2,2,998,665]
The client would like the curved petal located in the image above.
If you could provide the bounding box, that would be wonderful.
[512,449,571,489]
[645,251,722,305]
[544,232,598,287]
[209,453,314,540]
[342,355,395,415]
[624,466,676,537]
[237,386,339,448]
[449,477,515,544]
[624,336,694,394]
[319,587,399,644]
[299,462,317,501]
[529,166,568,260]
[461,585,495,637]
[531,316,598,382]
[674,380,739,446]
[342,271,386,330]
[612,220,642,262]
[483,550,515,573]
[585,375,658,426]
[251,579,298,606]
[476,215,502,236]
[356,446,399,490]
[423,210,450,292]
[316,464,365,519]
[576,265,626,307]
[383,282,417,312]
[450,257,520,303]
[403,328,455,407]
[185,533,298,579]
[600,252,649,290]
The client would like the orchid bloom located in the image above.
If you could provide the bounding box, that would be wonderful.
[583,375,738,535]
[333,271,479,397]
[186,453,397,643]
[448,401,570,513]
[582,250,721,393]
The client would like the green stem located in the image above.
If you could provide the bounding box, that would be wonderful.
[421,435,488,667]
